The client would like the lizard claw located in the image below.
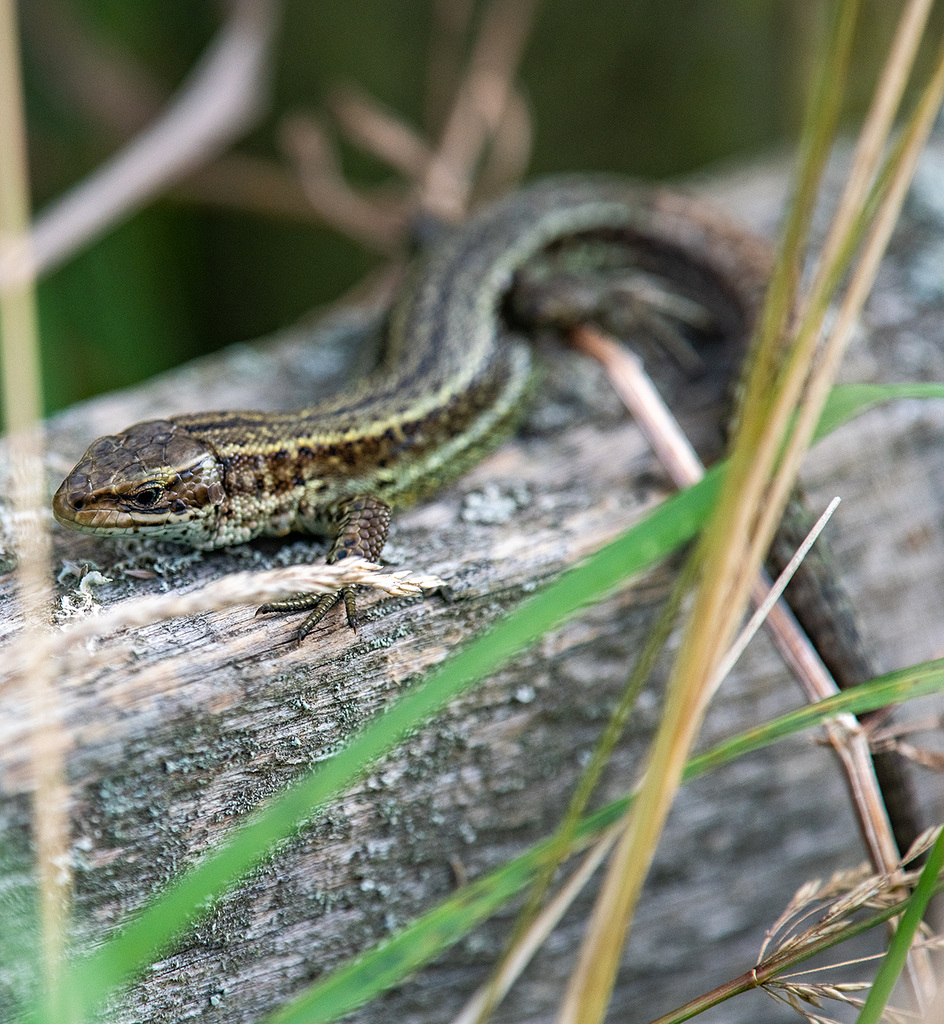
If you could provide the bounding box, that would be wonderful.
[257,585,359,641]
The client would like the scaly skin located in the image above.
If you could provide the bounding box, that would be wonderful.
[53,177,770,636]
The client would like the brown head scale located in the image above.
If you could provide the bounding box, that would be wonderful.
[52,420,226,546]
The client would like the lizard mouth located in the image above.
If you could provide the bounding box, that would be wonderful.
[52,481,175,535]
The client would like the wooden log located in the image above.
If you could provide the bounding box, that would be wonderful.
[1,152,943,1024]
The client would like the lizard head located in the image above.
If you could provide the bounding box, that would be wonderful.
[53,420,226,546]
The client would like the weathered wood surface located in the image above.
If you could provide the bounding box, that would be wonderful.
[2,150,944,1024]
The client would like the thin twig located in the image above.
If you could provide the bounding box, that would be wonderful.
[329,87,434,179]
[714,498,841,688]
[0,0,280,285]
[280,114,409,251]
[420,0,540,220]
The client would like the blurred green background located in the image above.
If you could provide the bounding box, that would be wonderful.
[13,0,927,415]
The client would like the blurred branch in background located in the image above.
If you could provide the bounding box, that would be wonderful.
[281,0,539,250]
[14,1,827,414]
[23,0,168,142]
[1,0,279,286]
[15,0,538,270]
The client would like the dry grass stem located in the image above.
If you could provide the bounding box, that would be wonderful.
[0,0,66,1008]
[816,0,933,276]
[451,824,622,1024]
[0,0,278,287]
[715,497,840,688]
[29,558,442,665]
[7,439,63,1001]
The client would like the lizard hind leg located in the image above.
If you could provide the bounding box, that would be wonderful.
[257,494,392,640]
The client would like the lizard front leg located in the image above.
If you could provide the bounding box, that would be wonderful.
[258,494,392,640]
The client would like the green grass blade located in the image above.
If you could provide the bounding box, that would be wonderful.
[685,656,944,776]
[814,382,944,439]
[263,658,944,1024]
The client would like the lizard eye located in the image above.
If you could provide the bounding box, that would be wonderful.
[132,485,163,508]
